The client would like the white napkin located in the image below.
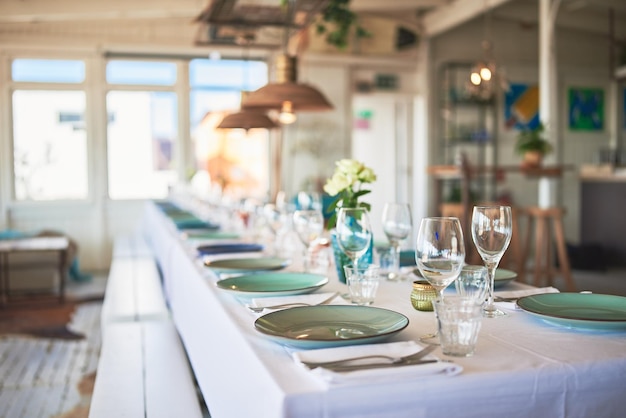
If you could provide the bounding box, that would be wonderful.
[248,292,347,314]
[292,341,463,385]
[494,286,560,310]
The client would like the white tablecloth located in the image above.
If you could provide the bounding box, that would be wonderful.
[142,202,626,418]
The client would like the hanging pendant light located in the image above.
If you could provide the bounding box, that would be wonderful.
[241,1,333,125]
[242,54,333,122]
[216,34,278,131]
[467,8,508,100]
[216,109,278,130]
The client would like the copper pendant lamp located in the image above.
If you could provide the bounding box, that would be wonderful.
[216,108,278,130]
[242,54,333,119]
[241,0,333,124]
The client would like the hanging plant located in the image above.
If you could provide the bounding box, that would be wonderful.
[282,0,370,50]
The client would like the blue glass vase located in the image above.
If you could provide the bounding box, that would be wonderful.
[330,229,374,284]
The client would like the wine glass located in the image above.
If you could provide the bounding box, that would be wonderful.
[414,217,466,342]
[471,205,512,318]
[335,208,372,268]
[381,202,412,280]
[293,209,324,272]
[263,203,287,254]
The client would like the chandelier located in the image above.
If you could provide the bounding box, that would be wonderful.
[467,11,508,100]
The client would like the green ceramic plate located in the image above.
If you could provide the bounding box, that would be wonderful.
[205,257,290,273]
[216,272,328,297]
[184,230,241,240]
[517,293,626,330]
[254,305,410,348]
[494,269,518,288]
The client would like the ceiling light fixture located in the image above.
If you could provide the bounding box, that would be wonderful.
[467,7,508,100]
[216,35,278,131]
[242,1,333,124]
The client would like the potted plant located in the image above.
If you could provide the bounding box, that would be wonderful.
[515,123,553,168]
[323,159,376,282]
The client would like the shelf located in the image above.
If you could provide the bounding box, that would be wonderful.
[437,62,498,202]
[428,164,573,179]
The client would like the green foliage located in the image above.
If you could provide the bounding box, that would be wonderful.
[318,0,371,49]
[281,0,369,50]
[515,123,553,156]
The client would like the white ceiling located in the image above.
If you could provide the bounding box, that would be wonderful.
[0,0,623,41]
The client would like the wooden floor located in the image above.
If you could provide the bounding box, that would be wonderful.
[0,301,102,418]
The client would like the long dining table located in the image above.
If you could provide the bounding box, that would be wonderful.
[141,200,626,418]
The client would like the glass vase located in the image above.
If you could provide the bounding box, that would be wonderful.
[330,229,373,283]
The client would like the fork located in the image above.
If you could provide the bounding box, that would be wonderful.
[301,343,438,370]
[247,292,339,313]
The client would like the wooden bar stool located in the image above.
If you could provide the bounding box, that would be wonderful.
[520,206,576,291]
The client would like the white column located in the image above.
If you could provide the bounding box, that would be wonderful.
[538,0,561,208]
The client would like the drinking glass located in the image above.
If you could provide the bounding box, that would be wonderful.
[293,209,325,272]
[335,208,372,268]
[344,264,380,305]
[471,205,512,318]
[455,265,489,305]
[296,191,322,211]
[381,202,412,281]
[263,203,287,254]
[414,217,466,342]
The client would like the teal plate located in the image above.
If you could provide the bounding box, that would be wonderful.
[254,305,410,348]
[184,230,241,240]
[216,272,328,297]
[494,269,518,288]
[205,257,290,273]
[517,293,626,330]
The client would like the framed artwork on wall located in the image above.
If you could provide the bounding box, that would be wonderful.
[568,87,604,131]
[504,83,540,131]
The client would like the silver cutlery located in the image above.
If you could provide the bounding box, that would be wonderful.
[301,343,437,370]
[248,292,339,313]
[315,359,441,373]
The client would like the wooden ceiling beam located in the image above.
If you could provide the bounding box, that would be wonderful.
[0,0,205,23]
[421,0,515,37]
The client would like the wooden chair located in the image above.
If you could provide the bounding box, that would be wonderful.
[519,206,576,291]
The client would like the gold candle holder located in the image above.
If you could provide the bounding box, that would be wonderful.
[410,280,437,311]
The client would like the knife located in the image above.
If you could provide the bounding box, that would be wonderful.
[302,343,437,370]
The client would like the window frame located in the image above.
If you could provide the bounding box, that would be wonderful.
[6,55,92,205]
[105,58,182,201]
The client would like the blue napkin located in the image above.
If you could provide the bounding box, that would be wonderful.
[174,218,220,230]
[197,243,264,256]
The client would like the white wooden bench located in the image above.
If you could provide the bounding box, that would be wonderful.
[101,234,170,329]
[89,320,203,418]
[90,233,204,417]
[100,256,170,327]
[111,233,154,259]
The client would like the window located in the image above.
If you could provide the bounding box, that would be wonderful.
[12,90,88,200]
[12,59,85,83]
[107,91,178,200]
[10,58,88,201]
[105,59,180,200]
[107,60,177,85]
[189,58,270,199]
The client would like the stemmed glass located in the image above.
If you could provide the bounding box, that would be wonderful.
[263,203,287,254]
[471,205,512,318]
[381,202,412,280]
[335,208,372,268]
[293,209,325,272]
[414,217,466,342]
